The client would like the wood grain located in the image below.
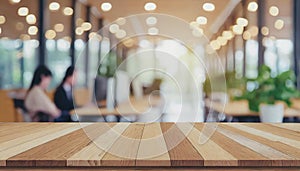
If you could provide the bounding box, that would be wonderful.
[0,123,300,169]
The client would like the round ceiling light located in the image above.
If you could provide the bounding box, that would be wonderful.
[247,2,258,12]
[203,3,215,12]
[144,2,157,11]
[101,2,112,12]
[18,7,29,16]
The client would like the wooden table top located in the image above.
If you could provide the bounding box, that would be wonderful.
[1,122,300,169]
[72,95,162,116]
[206,99,300,117]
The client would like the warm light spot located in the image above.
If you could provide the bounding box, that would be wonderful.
[115,29,126,39]
[16,22,24,31]
[76,18,84,26]
[109,24,119,34]
[248,26,259,37]
[196,16,207,25]
[148,27,159,35]
[217,36,227,46]
[222,30,234,40]
[49,2,60,11]
[232,25,244,35]
[274,19,284,30]
[116,17,126,25]
[26,14,36,24]
[144,2,157,11]
[243,31,251,40]
[0,27,2,34]
[101,2,112,12]
[0,16,6,25]
[9,0,21,4]
[146,16,157,26]
[18,7,29,16]
[123,39,134,47]
[210,40,221,50]
[28,26,38,35]
[269,6,279,16]
[75,27,84,35]
[189,21,199,29]
[203,3,215,12]
[63,7,73,16]
[236,17,248,27]
[261,26,269,36]
[45,30,56,39]
[192,28,203,37]
[247,2,258,12]
[54,23,64,32]
[81,22,92,31]
[20,34,31,40]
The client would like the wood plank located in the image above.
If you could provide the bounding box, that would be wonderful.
[221,124,300,164]
[245,124,300,141]
[160,123,203,166]
[100,123,145,166]
[67,123,130,166]
[136,123,170,166]
[7,123,99,167]
[176,123,238,166]
[228,124,300,151]
[0,123,90,166]
[270,123,300,132]
[194,124,270,166]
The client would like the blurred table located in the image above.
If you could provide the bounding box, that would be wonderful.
[71,95,162,121]
[205,99,300,119]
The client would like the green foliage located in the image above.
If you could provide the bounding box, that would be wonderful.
[98,51,117,78]
[236,65,300,112]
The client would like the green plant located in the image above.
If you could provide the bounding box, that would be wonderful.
[98,51,117,78]
[236,65,300,112]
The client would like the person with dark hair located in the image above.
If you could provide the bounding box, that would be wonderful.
[54,66,77,112]
[25,65,61,121]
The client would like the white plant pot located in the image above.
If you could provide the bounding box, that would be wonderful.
[106,77,115,110]
[259,104,284,123]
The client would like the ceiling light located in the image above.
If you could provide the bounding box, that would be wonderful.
[139,39,152,48]
[63,36,72,42]
[116,17,126,25]
[210,40,220,50]
[236,17,248,27]
[18,7,29,16]
[222,30,234,40]
[81,22,92,31]
[192,28,203,37]
[146,16,157,26]
[232,25,244,35]
[144,2,157,11]
[217,36,227,46]
[274,19,284,30]
[16,22,24,31]
[261,26,269,36]
[248,26,258,37]
[203,3,215,12]
[54,23,64,32]
[49,2,60,11]
[63,7,73,16]
[189,21,199,29]
[242,31,251,40]
[76,18,84,26]
[123,39,134,48]
[196,16,207,25]
[26,14,36,24]
[9,0,21,4]
[101,2,112,12]
[206,45,214,54]
[115,29,126,39]
[247,2,258,12]
[0,27,2,34]
[269,6,279,16]
[0,16,6,25]
[28,26,38,35]
[75,27,84,35]
[45,30,56,39]
[109,24,119,33]
[89,32,102,41]
[148,27,159,35]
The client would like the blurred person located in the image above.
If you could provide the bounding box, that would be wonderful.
[25,65,71,122]
[54,66,77,112]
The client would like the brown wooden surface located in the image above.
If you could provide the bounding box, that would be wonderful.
[206,99,300,117]
[1,123,300,169]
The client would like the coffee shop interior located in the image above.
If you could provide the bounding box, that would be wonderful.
[1,0,300,123]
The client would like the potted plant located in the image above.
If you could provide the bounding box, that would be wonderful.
[236,65,300,122]
[97,51,117,110]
